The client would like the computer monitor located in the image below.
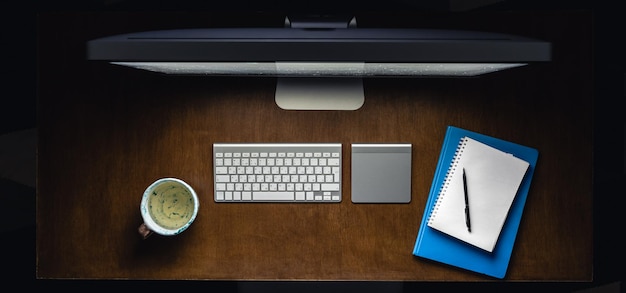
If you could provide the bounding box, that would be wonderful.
[86,15,550,110]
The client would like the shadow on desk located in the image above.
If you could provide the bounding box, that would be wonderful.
[22,279,621,292]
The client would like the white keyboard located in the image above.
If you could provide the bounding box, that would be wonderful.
[213,143,342,202]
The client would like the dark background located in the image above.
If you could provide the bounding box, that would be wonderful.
[3,0,623,291]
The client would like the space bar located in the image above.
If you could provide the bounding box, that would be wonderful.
[253,192,295,201]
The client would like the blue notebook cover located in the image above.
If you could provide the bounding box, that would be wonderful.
[412,125,538,279]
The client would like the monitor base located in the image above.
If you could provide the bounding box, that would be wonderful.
[275,77,364,111]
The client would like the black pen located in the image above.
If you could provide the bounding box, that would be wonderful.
[463,168,471,232]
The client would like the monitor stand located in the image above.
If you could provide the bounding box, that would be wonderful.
[275,77,364,110]
[275,15,364,111]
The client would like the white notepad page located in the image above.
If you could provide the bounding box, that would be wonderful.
[427,136,530,252]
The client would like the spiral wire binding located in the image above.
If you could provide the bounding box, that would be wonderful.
[427,136,468,226]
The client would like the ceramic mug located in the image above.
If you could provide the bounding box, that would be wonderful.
[138,178,199,239]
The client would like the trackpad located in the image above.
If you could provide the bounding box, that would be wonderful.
[351,143,412,203]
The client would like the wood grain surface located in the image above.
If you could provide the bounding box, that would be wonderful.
[36,11,593,281]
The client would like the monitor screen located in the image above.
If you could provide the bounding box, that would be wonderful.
[87,16,550,110]
[110,61,527,77]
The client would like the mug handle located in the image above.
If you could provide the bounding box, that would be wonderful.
[138,223,153,239]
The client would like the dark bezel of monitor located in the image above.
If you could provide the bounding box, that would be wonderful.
[87,27,551,63]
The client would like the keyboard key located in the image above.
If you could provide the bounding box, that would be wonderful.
[253,191,295,201]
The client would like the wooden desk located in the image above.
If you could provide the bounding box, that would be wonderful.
[36,11,593,281]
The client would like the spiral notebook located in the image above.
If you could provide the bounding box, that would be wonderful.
[426,136,530,252]
[413,126,538,279]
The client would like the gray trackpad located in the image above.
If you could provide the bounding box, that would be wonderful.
[351,144,412,203]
